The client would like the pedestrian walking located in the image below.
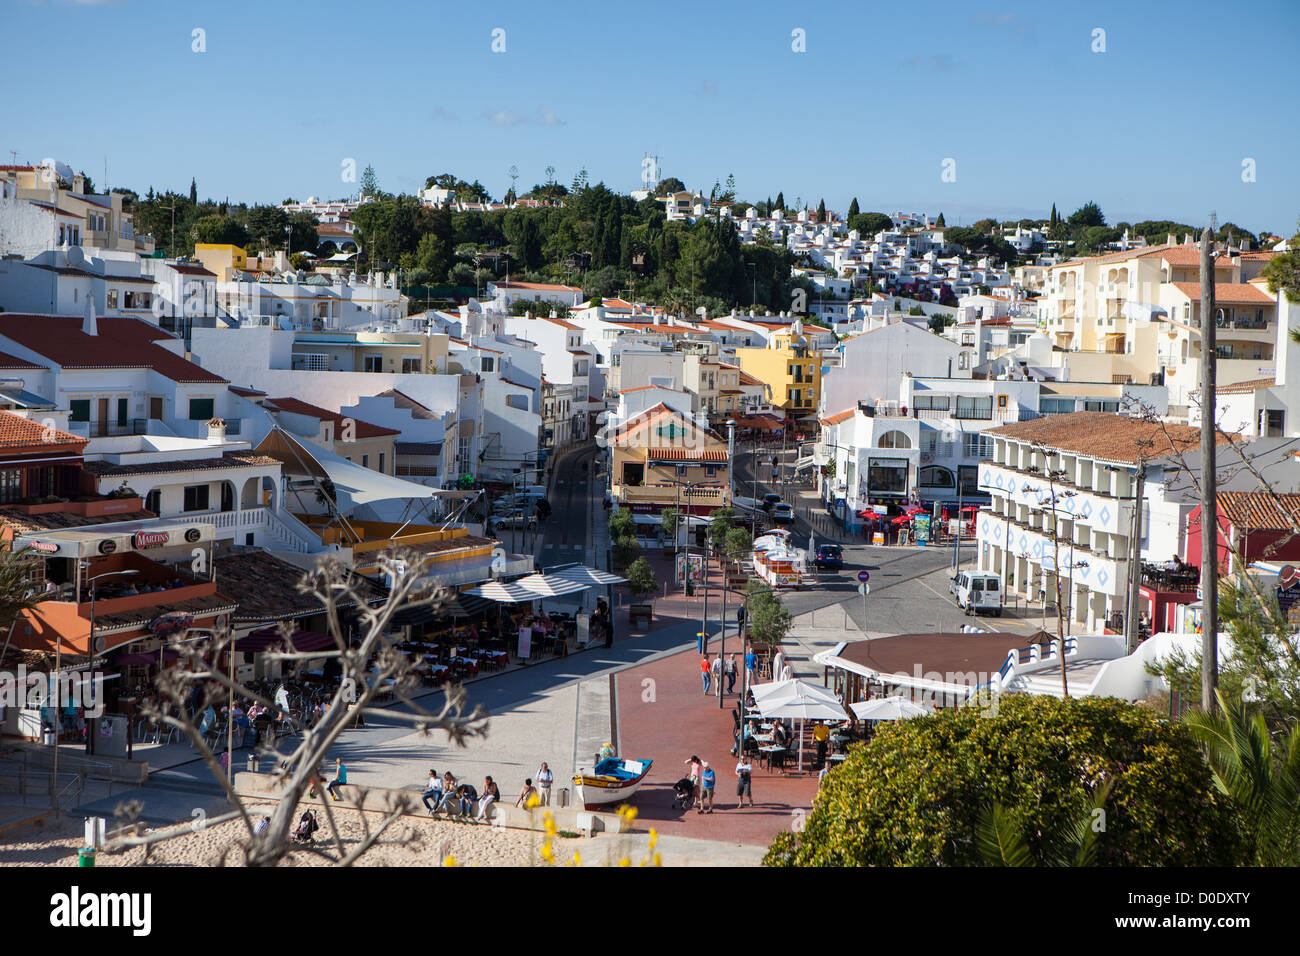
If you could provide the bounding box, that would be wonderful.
[711,654,722,689]
[700,655,711,695]
[735,757,754,808]
[699,761,716,813]
[725,654,738,694]
[535,762,553,805]
[744,645,758,687]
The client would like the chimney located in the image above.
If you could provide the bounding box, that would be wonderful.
[81,297,98,336]
[72,173,85,195]
[206,417,227,444]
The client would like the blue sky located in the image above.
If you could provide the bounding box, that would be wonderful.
[3,0,1297,235]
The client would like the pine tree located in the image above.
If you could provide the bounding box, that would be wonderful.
[816,198,826,222]
[189,178,197,203]
[775,192,785,211]
[1049,203,1058,227]
[848,198,860,219]
[936,212,946,227]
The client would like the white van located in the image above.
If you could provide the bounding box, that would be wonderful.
[950,572,1003,616]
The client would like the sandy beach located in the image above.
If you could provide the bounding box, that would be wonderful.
[0,800,593,868]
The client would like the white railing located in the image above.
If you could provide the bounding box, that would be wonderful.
[264,509,321,554]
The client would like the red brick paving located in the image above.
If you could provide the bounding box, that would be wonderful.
[616,645,820,848]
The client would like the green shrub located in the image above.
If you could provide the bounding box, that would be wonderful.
[765,695,1246,867]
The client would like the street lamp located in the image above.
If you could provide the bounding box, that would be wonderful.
[60,567,138,795]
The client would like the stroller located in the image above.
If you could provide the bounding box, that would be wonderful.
[292,810,319,845]
[672,777,696,812]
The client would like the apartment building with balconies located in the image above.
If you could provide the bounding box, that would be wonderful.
[975,412,1226,634]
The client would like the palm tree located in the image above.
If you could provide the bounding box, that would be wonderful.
[0,541,49,660]
[1185,690,1300,866]
[976,780,1112,866]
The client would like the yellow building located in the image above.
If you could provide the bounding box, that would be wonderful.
[193,243,250,281]
[733,323,823,421]
[609,403,730,516]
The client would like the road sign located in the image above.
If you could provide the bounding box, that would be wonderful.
[857,583,870,596]
[857,570,871,583]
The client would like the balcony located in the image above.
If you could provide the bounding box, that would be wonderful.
[68,419,150,439]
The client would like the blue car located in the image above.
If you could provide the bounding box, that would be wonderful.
[814,544,843,571]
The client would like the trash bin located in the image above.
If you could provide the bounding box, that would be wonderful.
[557,788,570,808]
[77,847,95,868]
[247,753,259,773]
[43,730,56,746]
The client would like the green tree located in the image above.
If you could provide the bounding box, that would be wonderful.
[935,211,945,227]
[774,192,785,211]
[193,214,249,247]
[849,212,893,237]
[976,780,1114,867]
[766,695,1246,867]
[608,507,637,542]
[927,313,955,335]
[286,211,321,255]
[708,506,736,553]
[625,557,658,599]
[240,204,290,250]
[1266,220,1300,302]
[847,198,860,219]
[0,543,46,633]
[360,164,380,198]
[1067,201,1106,230]
[724,525,752,561]
[653,177,686,198]
[745,581,791,648]
[658,507,680,546]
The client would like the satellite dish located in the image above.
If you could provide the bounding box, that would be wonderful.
[66,245,85,268]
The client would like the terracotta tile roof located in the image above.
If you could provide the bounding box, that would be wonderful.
[218,547,384,624]
[265,398,401,438]
[543,317,581,330]
[0,314,227,384]
[0,351,47,370]
[0,410,85,450]
[737,371,764,387]
[1216,377,1274,395]
[84,453,280,478]
[820,408,856,426]
[229,385,267,398]
[1216,491,1300,532]
[987,411,1233,464]
[93,593,241,636]
[169,263,216,277]
[0,509,154,535]
[1170,282,1274,305]
[1158,247,1236,268]
[492,281,581,292]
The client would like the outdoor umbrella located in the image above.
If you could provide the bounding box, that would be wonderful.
[513,574,591,599]
[905,505,925,515]
[549,566,627,587]
[752,678,840,705]
[464,581,546,604]
[890,515,911,526]
[850,696,931,721]
[757,687,848,772]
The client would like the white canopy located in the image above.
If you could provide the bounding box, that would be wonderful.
[463,581,545,604]
[512,574,590,598]
[850,696,931,721]
[751,679,840,706]
[549,566,627,586]
[757,694,847,721]
[256,427,450,510]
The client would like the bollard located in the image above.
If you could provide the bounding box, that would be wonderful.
[77,847,95,868]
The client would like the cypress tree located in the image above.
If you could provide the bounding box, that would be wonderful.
[848,197,860,219]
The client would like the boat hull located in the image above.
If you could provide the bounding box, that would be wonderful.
[572,758,652,809]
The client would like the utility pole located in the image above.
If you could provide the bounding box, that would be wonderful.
[1042,456,1070,698]
[1199,227,1219,712]
[1124,461,1146,652]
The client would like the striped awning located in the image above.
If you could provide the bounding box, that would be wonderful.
[549,566,626,586]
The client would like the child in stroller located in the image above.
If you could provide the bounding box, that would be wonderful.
[292,809,319,844]
[671,777,696,811]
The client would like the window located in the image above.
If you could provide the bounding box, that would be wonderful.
[997,394,1008,410]
[913,394,949,411]
[1083,400,1120,413]
[964,434,993,459]
[300,353,329,371]
[0,469,21,504]
[481,356,495,373]
[401,357,422,374]
[955,396,993,419]
[1040,398,1074,415]
[378,453,385,473]
[920,465,955,488]
[676,465,687,477]
[69,400,90,422]
[867,458,909,496]
[145,489,161,514]
[362,455,369,468]
[363,354,383,373]
[183,485,210,512]
[106,290,118,310]
[117,398,128,427]
[877,430,911,449]
[706,466,717,478]
[188,398,215,420]
[123,291,151,310]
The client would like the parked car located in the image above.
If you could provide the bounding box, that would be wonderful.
[813,544,843,571]
[488,512,538,532]
[763,493,782,512]
[950,571,1003,616]
[771,503,794,525]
